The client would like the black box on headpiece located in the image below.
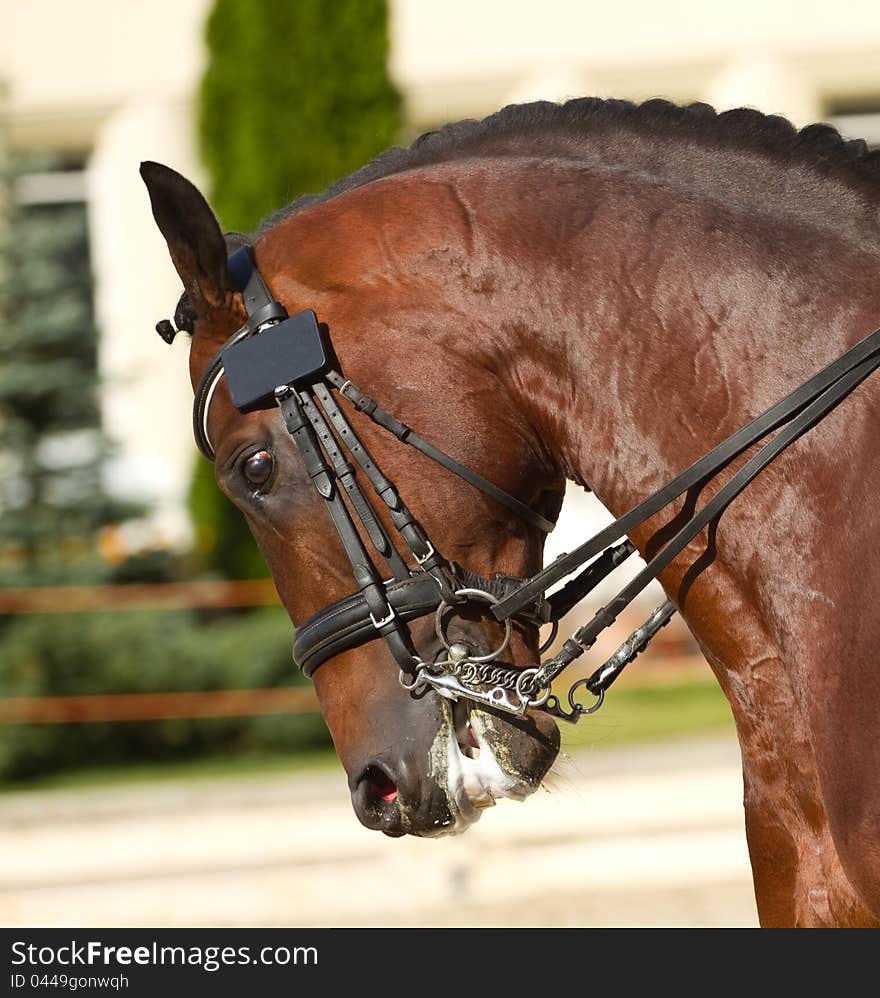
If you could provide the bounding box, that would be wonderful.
[221,309,330,411]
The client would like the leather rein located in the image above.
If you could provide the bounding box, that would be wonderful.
[183,245,880,723]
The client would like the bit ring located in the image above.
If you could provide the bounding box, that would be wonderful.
[434,587,512,663]
[515,668,552,707]
[567,677,605,715]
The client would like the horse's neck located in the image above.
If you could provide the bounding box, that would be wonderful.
[274,155,880,523]
[475,157,880,769]
[483,163,880,522]
[451,158,880,927]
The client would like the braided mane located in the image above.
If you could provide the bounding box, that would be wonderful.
[173,97,879,336]
[261,97,880,244]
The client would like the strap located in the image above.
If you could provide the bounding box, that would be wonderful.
[325,370,556,534]
[294,574,446,676]
[494,324,880,622]
[293,565,552,677]
[276,387,422,674]
[546,540,635,621]
[227,246,286,328]
[192,246,286,460]
[531,345,880,690]
[310,380,455,595]
[298,388,410,581]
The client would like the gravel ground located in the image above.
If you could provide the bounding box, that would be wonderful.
[0,732,758,928]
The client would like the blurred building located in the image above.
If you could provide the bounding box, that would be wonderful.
[2,0,879,553]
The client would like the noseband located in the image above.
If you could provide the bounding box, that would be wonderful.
[184,245,880,722]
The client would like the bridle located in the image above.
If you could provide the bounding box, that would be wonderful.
[190,247,569,715]
[180,245,880,723]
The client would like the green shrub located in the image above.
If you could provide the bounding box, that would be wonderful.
[0,608,329,780]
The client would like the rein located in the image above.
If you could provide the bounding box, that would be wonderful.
[187,246,880,723]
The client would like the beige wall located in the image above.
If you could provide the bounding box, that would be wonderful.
[88,99,204,547]
[392,0,880,125]
[6,0,880,133]
[3,0,879,550]
[3,0,211,546]
[2,0,210,150]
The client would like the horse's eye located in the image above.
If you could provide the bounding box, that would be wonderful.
[242,449,274,488]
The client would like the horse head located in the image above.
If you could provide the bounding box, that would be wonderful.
[141,161,563,837]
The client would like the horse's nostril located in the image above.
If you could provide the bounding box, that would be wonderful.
[363,765,398,803]
[352,763,407,836]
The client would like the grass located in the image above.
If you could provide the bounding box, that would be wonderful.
[559,677,734,752]
[0,677,733,794]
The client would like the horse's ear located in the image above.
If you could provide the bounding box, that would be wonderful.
[139,161,230,313]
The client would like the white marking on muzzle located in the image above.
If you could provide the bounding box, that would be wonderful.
[422,704,533,837]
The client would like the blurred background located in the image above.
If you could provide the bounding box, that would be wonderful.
[1,0,878,928]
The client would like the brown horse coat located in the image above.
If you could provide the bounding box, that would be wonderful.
[144,98,880,926]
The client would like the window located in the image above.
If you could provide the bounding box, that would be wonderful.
[0,153,127,575]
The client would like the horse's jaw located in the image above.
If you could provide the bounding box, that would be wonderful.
[415,700,553,838]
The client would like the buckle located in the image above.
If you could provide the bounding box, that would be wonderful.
[369,604,396,629]
[414,540,436,566]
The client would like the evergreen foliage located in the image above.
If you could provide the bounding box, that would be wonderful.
[200,0,401,233]
[194,0,401,575]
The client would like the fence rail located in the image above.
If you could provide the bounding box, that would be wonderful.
[0,579,280,615]
[0,687,319,725]
[0,581,311,726]
[0,582,706,726]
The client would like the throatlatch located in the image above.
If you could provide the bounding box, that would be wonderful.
[185,244,880,724]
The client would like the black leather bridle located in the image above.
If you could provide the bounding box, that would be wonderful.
[180,245,880,723]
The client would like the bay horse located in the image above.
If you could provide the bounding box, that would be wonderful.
[141,97,880,927]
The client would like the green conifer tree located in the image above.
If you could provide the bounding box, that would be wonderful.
[192,0,401,577]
